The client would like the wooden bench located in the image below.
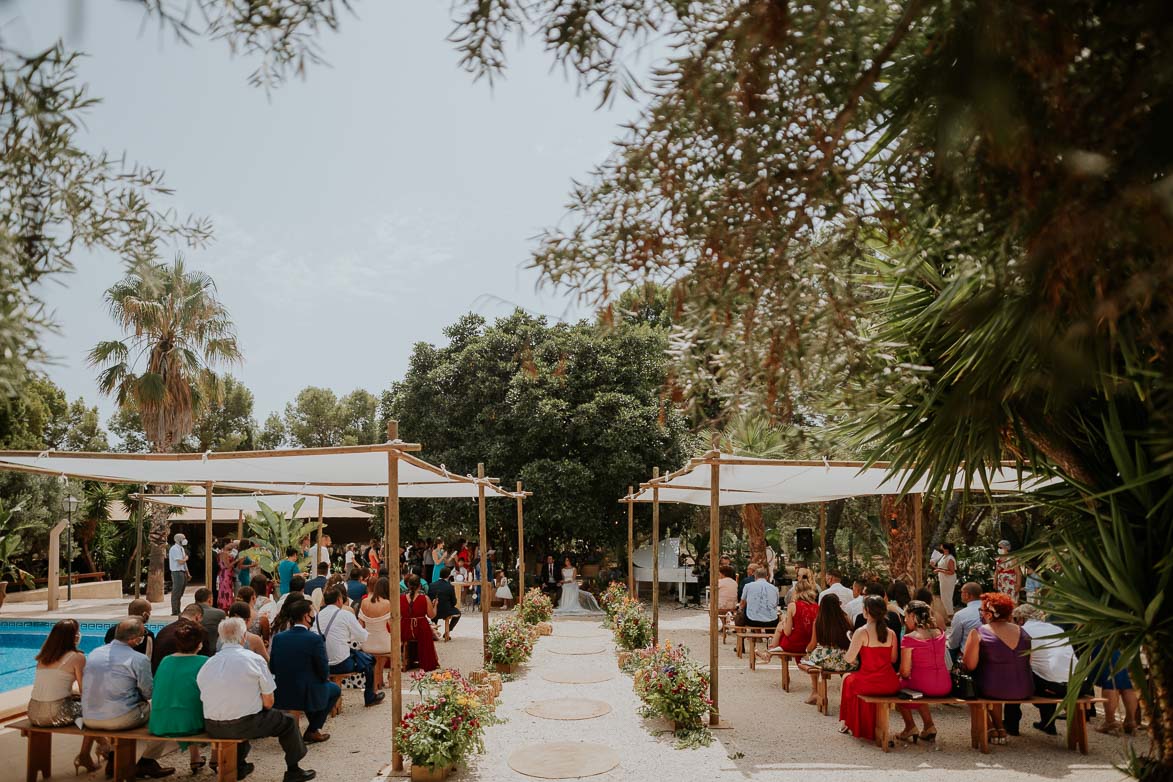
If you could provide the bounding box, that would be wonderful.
[33,571,106,586]
[859,695,1103,754]
[757,649,805,690]
[328,674,348,715]
[813,668,850,715]
[9,718,245,782]
[734,628,776,670]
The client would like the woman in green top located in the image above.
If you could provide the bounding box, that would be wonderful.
[149,621,208,773]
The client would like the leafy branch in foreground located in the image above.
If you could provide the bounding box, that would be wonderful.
[0,43,211,395]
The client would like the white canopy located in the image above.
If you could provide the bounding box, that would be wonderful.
[0,445,518,499]
[622,454,1055,506]
[129,492,373,518]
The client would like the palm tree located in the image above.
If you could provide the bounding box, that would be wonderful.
[89,258,241,601]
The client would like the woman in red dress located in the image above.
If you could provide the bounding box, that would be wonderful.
[759,580,819,660]
[839,595,901,740]
[401,574,439,671]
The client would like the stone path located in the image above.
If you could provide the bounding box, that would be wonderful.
[464,618,730,781]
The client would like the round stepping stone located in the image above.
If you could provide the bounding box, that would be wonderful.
[524,698,612,721]
[508,742,620,779]
[541,669,615,684]
[548,645,606,656]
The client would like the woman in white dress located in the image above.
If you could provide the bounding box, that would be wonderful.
[493,569,514,609]
[554,557,603,615]
[933,542,958,618]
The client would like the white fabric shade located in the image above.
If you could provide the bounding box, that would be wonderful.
[0,446,517,499]
[131,492,372,518]
[623,454,1055,506]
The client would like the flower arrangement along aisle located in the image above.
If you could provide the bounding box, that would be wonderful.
[486,615,537,673]
[600,581,629,624]
[396,669,501,781]
[630,642,714,748]
[516,587,554,625]
[612,597,653,652]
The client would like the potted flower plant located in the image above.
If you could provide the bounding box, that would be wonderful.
[485,616,536,673]
[396,669,499,781]
[516,587,554,625]
[612,597,653,652]
[630,642,714,745]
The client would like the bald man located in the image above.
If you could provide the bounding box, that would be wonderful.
[105,598,155,658]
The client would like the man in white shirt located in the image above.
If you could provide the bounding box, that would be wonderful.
[840,579,867,622]
[314,587,384,707]
[947,582,985,663]
[198,618,315,782]
[1007,603,1080,735]
[817,571,854,605]
[739,567,780,628]
[168,534,189,617]
[311,535,332,572]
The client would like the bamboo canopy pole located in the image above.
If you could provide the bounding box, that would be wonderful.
[315,495,325,572]
[651,467,660,645]
[818,502,827,588]
[478,464,490,661]
[134,485,145,599]
[385,421,403,772]
[516,481,525,601]
[236,510,244,543]
[627,485,635,594]
[708,458,720,726]
[204,482,213,587]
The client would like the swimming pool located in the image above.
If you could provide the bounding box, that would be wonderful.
[0,621,165,693]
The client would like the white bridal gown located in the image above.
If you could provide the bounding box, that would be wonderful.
[554,567,603,615]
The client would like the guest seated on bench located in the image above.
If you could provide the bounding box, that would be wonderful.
[760,580,817,660]
[895,600,951,743]
[839,596,900,740]
[798,593,856,705]
[226,601,269,662]
[199,618,315,782]
[29,619,107,775]
[316,587,385,708]
[715,566,739,616]
[149,620,208,774]
[429,568,462,637]
[962,592,1033,745]
[271,599,341,744]
[82,617,175,778]
[1009,603,1083,736]
[104,599,156,659]
[358,577,393,655]
[739,567,780,630]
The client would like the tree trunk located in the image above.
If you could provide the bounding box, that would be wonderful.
[145,503,171,602]
[929,495,962,550]
[882,495,917,583]
[743,504,766,570]
[824,500,845,561]
[1141,643,1173,780]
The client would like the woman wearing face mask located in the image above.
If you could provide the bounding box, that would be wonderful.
[994,540,1021,598]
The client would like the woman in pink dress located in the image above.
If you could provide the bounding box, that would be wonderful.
[216,541,237,610]
[839,595,900,740]
[895,600,951,742]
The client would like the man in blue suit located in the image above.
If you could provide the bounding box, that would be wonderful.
[269,599,340,744]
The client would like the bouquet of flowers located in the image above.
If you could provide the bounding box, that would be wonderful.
[613,597,653,651]
[395,669,500,772]
[486,616,537,666]
[600,581,629,622]
[632,642,713,730]
[516,587,554,624]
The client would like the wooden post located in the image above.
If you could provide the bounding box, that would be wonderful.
[709,460,720,725]
[236,510,244,544]
[46,520,66,611]
[516,481,525,602]
[913,494,924,586]
[626,485,634,595]
[386,422,403,772]
[819,502,827,588]
[651,467,660,645]
[478,464,490,661]
[315,495,325,572]
[134,488,145,600]
[204,482,213,587]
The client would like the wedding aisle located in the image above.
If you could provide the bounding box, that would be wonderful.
[464,618,730,781]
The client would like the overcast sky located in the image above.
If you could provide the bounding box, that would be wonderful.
[10,0,646,426]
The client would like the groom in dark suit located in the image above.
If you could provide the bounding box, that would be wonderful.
[270,600,341,744]
[539,554,560,607]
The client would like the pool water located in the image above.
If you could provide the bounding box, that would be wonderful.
[0,621,165,693]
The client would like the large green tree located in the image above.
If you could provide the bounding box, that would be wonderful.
[386,309,694,553]
[90,258,241,600]
[281,386,382,448]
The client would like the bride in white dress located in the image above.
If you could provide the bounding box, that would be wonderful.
[554,557,603,615]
